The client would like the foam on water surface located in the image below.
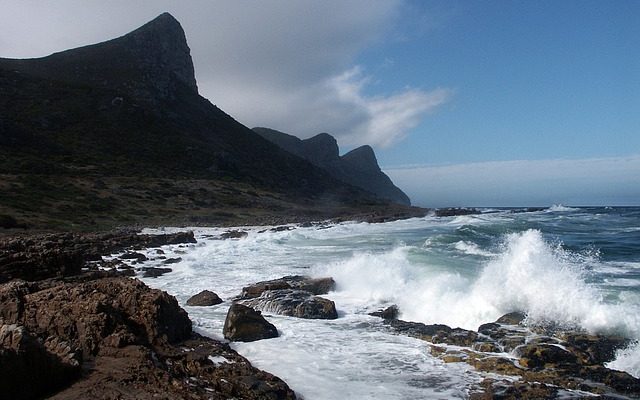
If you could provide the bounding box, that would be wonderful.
[136,208,640,394]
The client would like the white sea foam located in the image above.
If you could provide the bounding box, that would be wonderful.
[606,341,640,378]
[548,204,580,212]
[137,217,640,393]
[454,241,495,257]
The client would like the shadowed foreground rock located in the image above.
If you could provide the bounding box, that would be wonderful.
[0,272,295,399]
[223,304,279,342]
[0,220,296,399]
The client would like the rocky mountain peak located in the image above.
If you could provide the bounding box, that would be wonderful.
[120,12,198,94]
[342,145,380,173]
[0,12,197,101]
[302,133,339,164]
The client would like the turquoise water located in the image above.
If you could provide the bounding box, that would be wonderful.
[138,206,640,399]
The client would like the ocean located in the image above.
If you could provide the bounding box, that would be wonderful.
[134,206,640,399]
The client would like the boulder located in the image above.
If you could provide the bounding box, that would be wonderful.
[186,290,223,306]
[495,311,526,325]
[141,267,172,278]
[369,305,399,320]
[515,344,578,369]
[561,333,630,365]
[238,289,338,319]
[223,304,278,342]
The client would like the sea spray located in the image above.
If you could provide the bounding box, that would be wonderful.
[137,207,640,396]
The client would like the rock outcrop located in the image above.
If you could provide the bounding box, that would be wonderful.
[385,312,639,399]
[254,127,411,205]
[186,290,223,306]
[0,230,196,283]
[239,289,338,320]
[0,230,297,399]
[237,275,338,319]
[223,304,279,342]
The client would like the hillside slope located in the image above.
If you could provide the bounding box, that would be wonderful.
[0,13,423,230]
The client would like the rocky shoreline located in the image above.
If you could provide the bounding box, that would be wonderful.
[2,224,638,399]
[0,230,296,399]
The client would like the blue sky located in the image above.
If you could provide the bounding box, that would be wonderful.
[1,1,638,207]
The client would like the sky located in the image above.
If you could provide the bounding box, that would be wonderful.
[1,0,638,207]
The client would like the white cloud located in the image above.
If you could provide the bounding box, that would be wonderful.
[0,0,450,149]
[385,155,640,207]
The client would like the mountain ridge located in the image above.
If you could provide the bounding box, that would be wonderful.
[0,13,423,230]
[253,127,411,205]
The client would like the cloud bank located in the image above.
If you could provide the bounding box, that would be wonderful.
[0,0,449,148]
[385,155,640,207]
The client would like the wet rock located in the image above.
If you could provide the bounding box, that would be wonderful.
[186,290,222,306]
[495,312,526,325]
[240,275,335,299]
[561,333,630,365]
[141,267,172,278]
[119,252,148,262]
[384,319,452,341]
[470,378,558,400]
[162,257,182,264]
[515,343,578,369]
[473,341,502,353]
[432,328,478,347]
[223,304,278,342]
[219,230,248,240]
[369,305,399,320]
[239,289,338,319]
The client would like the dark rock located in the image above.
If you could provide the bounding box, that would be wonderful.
[369,305,399,320]
[162,257,182,264]
[470,378,558,400]
[219,230,248,240]
[434,207,480,217]
[240,275,335,299]
[495,312,526,325]
[0,324,80,400]
[186,290,223,306]
[0,230,197,283]
[432,327,478,347]
[119,252,148,261]
[141,267,172,278]
[384,319,452,341]
[561,333,630,365]
[515,344,578,369]
[223,304,278,342]
[238,289,338,319]
[270,225,294,232]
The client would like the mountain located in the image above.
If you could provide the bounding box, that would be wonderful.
[0,13,423,230]
[253,127,411,205]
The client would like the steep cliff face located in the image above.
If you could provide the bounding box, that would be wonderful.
[254,127,411,205]
[0,13,197,103]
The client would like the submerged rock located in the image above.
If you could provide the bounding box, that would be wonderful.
[223,304,278,342]
[186,290,222,306]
